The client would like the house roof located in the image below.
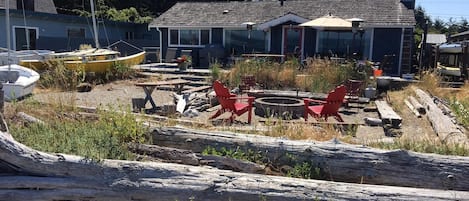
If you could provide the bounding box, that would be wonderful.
[451,30,469,37]
[0,0,57,14]
[426,34,446,44]
[150,0,415,28]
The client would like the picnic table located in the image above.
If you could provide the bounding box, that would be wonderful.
[135,79,190,111]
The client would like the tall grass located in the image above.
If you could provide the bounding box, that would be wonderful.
[38,60,136,91]
[39,61,84,91]
[369,138,469,156]
[223,58,366,93]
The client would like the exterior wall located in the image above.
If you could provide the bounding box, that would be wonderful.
[372,28,403,75]
[0,10,158,53]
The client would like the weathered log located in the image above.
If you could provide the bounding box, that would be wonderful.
[375,100,402,127]
[2,130,469,200]
[408,96,426,115]
[128,143,267,174]
[16,112,45,125]
[404,99,421,118]
[414,88,467,145]
[152,126,469,191]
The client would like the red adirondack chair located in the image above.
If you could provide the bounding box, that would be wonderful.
[210,80,255,124]
[303,85,346,122]
[343,79,364,107]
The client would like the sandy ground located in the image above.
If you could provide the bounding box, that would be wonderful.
[26,77,438,144]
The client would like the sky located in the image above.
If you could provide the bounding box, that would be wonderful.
[415,0,469,22]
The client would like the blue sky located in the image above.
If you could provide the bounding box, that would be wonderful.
[415,0,469,22]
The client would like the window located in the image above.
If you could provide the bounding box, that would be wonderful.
[201,30,210,45]
[125,32,135,40]
[17,0,34,11]
[67,28,85,38]
[224,30,267,55]
[14,27,38,50]
[180,30,198,45]
[169,29,211,46]
[317,30,370,58]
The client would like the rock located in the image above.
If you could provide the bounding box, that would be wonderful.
[364,117,382,126]
[76,83,93,92]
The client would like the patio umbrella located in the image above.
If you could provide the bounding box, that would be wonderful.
[299,14,352,30]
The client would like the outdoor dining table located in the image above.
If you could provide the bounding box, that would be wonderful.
[135,79,190,111]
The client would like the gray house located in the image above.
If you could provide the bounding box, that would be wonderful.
[150,0,416,75]
[0,0,159,56]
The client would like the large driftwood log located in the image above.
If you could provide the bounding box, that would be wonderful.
[414,88,467,145]
[152,126,469,191]
[2,131,468,200]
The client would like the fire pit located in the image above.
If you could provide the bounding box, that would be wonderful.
[254,97,304,119]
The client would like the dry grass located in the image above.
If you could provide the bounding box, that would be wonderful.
[223,58,362,93]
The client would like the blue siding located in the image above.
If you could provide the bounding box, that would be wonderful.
[372,28,402,75]
[0,10,158,52]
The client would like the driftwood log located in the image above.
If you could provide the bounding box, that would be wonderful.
[16,112,45,125]
[404,99,421,118]
[414,88,467,145]
[408,96,426,115]
[2,129,469,200]
[152,126,469,191]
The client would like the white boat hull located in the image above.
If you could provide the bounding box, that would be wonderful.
[437,65,461,77]
[0,64,40,101]
[0,50,54,65]
[439,44,463,54]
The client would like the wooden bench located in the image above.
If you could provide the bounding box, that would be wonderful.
[375,100,402,128]
[181,85,211,94]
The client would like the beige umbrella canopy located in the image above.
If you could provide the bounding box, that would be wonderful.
[300,14,352,30]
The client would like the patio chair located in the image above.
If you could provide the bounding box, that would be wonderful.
[344,79,364,105]
[303,85,346,122]
[162,48,178,63]
[210,80,255,124]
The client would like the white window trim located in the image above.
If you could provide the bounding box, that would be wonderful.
[168,28,212,48]
[12,26,39,51]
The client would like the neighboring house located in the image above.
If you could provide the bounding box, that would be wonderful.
[0,0,57,14]
[150,0,416,75]
[425,34,447,46]
[0,0,159,57]
[449,31,469,43]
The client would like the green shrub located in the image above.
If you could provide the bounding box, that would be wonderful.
[9,108,149,160]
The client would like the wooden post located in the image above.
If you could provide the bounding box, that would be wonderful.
[0,83,3,114]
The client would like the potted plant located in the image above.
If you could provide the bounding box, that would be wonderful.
[176,55,191,71]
